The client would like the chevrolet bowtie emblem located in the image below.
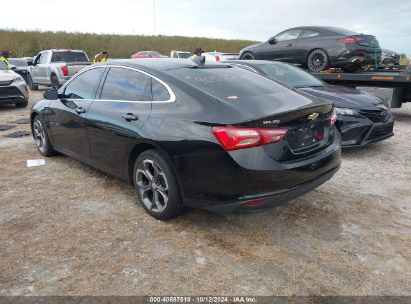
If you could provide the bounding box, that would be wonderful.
[308,113,319,121]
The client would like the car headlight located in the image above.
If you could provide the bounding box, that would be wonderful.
[383,52,389,56]
[13,76,24,83]
[335,107,360,117]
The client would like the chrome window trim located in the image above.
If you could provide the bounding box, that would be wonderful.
[59,64,176,104]
[229,63,259,73]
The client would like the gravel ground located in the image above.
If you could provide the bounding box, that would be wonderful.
[0,89,410,296]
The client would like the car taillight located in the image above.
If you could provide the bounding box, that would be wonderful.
[60,65,68,76]
[215,55,220,62]
[211,126,288,151]
[338,37,364,44]
[327,109,338,127]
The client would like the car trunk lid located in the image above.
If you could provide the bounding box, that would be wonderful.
[351,34,380,48]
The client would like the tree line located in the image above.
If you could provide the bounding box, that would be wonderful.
[0,29,258,59]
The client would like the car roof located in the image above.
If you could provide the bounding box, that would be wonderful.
[102,58,230,71]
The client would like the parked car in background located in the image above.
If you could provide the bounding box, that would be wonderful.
[379,49,400,68]
[228,60,394,147]
[31,59,340,219]
[399,54,409,69]
[8,58,30,81]
[131,51,167,59]
[170,50,192,59]
[0,61,29,107]
[203,51,239,62]
[239,26,382,73]
[27,49,90,90]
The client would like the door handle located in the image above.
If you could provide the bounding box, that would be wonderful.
[75,107,86,114]
[286,44,293,47]
[122,113,139,121]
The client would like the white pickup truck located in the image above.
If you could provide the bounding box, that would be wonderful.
[27,49,91,90]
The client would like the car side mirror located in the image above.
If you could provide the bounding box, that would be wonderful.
[10,66,17,71]
[268,37,277,45]
[27,61,33,66]
[43,89,59,100]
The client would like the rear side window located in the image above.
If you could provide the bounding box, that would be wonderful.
[51,51,89,63]
[152,79,170,101]
[64,67,104,99]
[169,66,289,100]
[301,30,320,38]
[101,67,152,101]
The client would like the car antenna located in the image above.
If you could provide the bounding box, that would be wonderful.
[191,56,206,66]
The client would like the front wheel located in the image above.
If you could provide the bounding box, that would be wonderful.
[307,49,329,72]
[27,74,38,91]
[134,150,183,220]
[32,116,56,157]
[240,51,255,60]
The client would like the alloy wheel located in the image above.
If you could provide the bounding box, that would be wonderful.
[33,119,46,153]
[136,159,169,213]
[308,50,327,72]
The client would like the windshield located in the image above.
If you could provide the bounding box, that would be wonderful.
[8,59,28,67]
[259,63,324,88]
[51,51,89,63]
[0,61,8,70]
[169,66,290,99]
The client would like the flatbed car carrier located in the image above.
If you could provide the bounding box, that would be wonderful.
[312,71,411,108]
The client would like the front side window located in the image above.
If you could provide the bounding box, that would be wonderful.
[63,67,105,99]
[275,29,301,42]
[101,67,151,101]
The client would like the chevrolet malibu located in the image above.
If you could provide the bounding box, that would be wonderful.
[31,59,341,220]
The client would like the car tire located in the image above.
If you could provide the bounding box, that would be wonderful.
[133,149,183,220]
[51,74,60,90]
[240,51,255,60]
[15,101,28,108]
[32,115,56,157]
[307,49,329,72]
[27,74,38,91]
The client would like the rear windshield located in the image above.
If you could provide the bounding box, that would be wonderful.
[178,52,191,58]
[51,51,89,63]
[8,59,28,67]
[169,66,289,99]
[327,27,358,36]
[259,63,324,88]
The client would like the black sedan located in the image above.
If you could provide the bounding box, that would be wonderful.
[227,60,394,147]
[239,26,381,72]
[31,59,341,219]
[8,58,30,82]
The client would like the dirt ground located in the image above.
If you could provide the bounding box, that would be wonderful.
[0,89,410,296]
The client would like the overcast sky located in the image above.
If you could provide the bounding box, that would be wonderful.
[1,0,410,54]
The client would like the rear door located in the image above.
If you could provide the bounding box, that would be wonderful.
[86,66,154,176]
[47,66,105,160]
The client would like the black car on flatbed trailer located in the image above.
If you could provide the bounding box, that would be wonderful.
[312,71,411,108]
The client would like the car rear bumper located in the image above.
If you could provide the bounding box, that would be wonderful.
[175,132,341,212]
[334,49,381,67]
[202,165,339,214]
[337,114,394,147]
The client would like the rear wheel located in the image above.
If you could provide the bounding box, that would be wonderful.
[50,74,60,90]
[27,74,38,91]
[134,149,183,220]
[32,116,56,157]
[307,49,329,72]
[240,52,255,60]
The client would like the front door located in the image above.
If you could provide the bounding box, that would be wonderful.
[266,29,302,62]
[46,66,106,161]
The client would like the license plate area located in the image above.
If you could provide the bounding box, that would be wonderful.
[286,121,326,154]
